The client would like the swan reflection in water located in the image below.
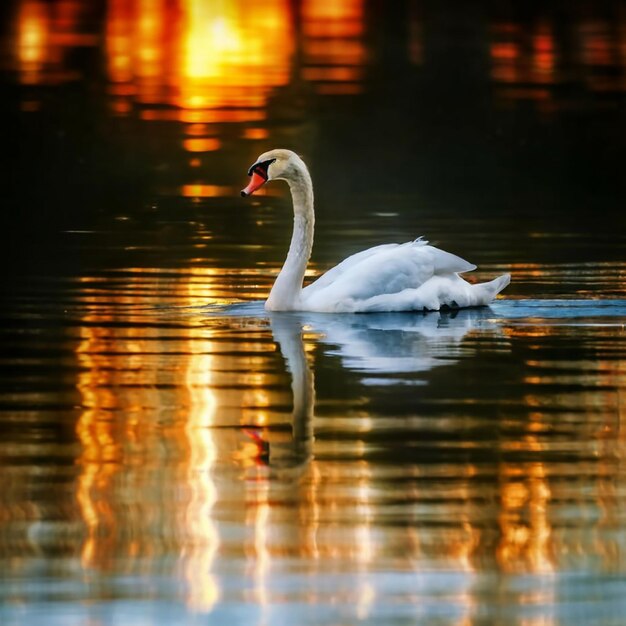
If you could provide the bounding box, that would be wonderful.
[255,306,500,470]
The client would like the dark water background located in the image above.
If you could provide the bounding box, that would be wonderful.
[1,1,625,624]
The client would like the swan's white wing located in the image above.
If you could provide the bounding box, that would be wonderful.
[429,246,476,275]
[302,240,476,311]
[303,243,399,294]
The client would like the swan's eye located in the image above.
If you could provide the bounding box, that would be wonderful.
[247,158,276,180]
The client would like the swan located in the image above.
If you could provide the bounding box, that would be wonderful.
[241,149,510,312]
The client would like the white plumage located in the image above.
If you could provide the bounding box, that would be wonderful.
[241,149,510,313]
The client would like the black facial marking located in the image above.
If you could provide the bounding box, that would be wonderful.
[247,158,276,179]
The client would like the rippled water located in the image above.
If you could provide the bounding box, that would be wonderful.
[1,0,626,624]
[2,230,626,625]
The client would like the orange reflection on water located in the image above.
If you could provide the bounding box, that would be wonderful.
[17,0,48,80]
[181,316,219,611]
[578,19,625,92]
[489,21,556,108]
[532,24,556,82]
[106,0,179,108]
[490,12,626,109]
[16,0,97,85]
[181,184,233,198]
[179,0,292,105]
[302,0,366,94]
[243,127,270,140]
[497,462,554,574]
[72,268,293,611]
[105,0,293,126]
[302,0,364,36]
[73,271,224,608]
[183,137,221,152]
[245,467,271,609]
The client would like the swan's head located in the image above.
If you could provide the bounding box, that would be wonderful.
[240,149,304,197]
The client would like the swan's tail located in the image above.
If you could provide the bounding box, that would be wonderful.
[471,273,510,305]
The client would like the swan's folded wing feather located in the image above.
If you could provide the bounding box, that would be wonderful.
[304,240,474,298]
[302,243,399,296]
[303,240,453,308]
[429,247,476,274]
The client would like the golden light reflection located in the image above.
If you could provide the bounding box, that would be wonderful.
[106,0,133,84]
[497,461,554,573]
[5,3,626,617]
[355,462,374,564]
[13,0,625,119]
[0,265,623,619]
[489,22,555,110]
[181,315,219,611]
[301,0,366,94]
[16,0,97,85]
[178,0,293,108]
[243,127,270,140]
[490,13,626,109]
[72,271,221,606]
[354,462,376,622]
[182,1,241,81]
[532,24,556,82]
[183,137,221,152]
[245,468,271,609]
[71,268,297,612]
[578,18,624,92]
[17,1,48,76]
[181,184,232,198]
[104,0,293,148]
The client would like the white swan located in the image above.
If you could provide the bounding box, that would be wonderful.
[241,149,510,312]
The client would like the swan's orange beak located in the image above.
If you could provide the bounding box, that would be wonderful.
[241,158,275,197]
[240,171,267,197]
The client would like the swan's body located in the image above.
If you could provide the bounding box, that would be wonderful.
[241,149,510,313]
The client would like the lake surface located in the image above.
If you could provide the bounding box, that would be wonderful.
[1,1,625,625]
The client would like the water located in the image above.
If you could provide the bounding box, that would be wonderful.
[1,1,625,624]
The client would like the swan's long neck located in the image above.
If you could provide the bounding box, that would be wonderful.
[265,163,314,311]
